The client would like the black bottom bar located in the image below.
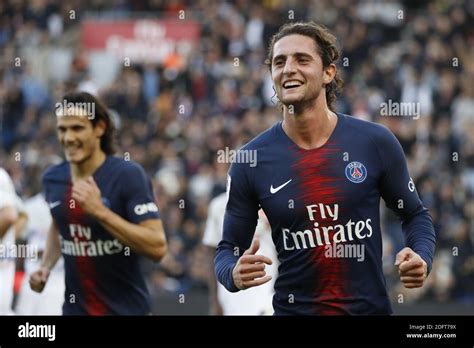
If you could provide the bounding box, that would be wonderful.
[1,315,473,346]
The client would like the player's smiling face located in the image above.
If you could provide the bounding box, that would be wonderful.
[271,34,329,107]
[57,114,104,164]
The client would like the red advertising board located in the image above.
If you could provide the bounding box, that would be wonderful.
[81,19,200,63]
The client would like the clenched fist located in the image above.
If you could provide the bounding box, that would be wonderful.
[395,247,428,289]
[72,176,106,218]
[30,266,50,293]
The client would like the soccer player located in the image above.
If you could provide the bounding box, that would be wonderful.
[0,167,27,315]
[215,22,436,315]
[16,190,65,315]
[203,192,277,315]
[29,92,167,315]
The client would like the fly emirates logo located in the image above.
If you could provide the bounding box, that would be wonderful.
[282,203,373,250]
[60,224,124,257]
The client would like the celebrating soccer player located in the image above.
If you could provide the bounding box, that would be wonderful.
[29,92,167,315]
[215,22,436,315]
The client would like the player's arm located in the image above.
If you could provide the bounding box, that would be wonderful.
[215,162,272,292]
[12,195,28,240]
[0,170,20,239]
[377,126,436,288]
[13,211,28,240]
[30,220,61,293]
[72,165,167,262]
[90,209,167,262]
[0,206,18,239]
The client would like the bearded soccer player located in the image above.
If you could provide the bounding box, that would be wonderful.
[215,22,436,315]
[30,92,167,315]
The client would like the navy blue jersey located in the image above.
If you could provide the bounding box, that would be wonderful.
[43,156,160,315]
[215,113,436,315]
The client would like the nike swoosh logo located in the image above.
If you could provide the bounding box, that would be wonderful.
[49,201,61,209]
[270,179,292,194]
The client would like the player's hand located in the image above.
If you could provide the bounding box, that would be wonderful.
[72,177,105,218]
[29,267,50,293]
[395,247,428,289]
[232,238,273,290]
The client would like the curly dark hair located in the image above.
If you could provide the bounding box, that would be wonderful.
[266,21,343,111]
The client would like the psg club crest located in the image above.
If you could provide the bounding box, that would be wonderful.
[345,161,367,183]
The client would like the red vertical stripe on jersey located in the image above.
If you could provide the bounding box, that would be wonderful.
[293,143,350,315]
[66,185,108,315]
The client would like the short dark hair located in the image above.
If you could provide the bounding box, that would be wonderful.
[266,21,343,110]
[59,91,116,155]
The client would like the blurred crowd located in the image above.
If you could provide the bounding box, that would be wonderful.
[0,0,473,312]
